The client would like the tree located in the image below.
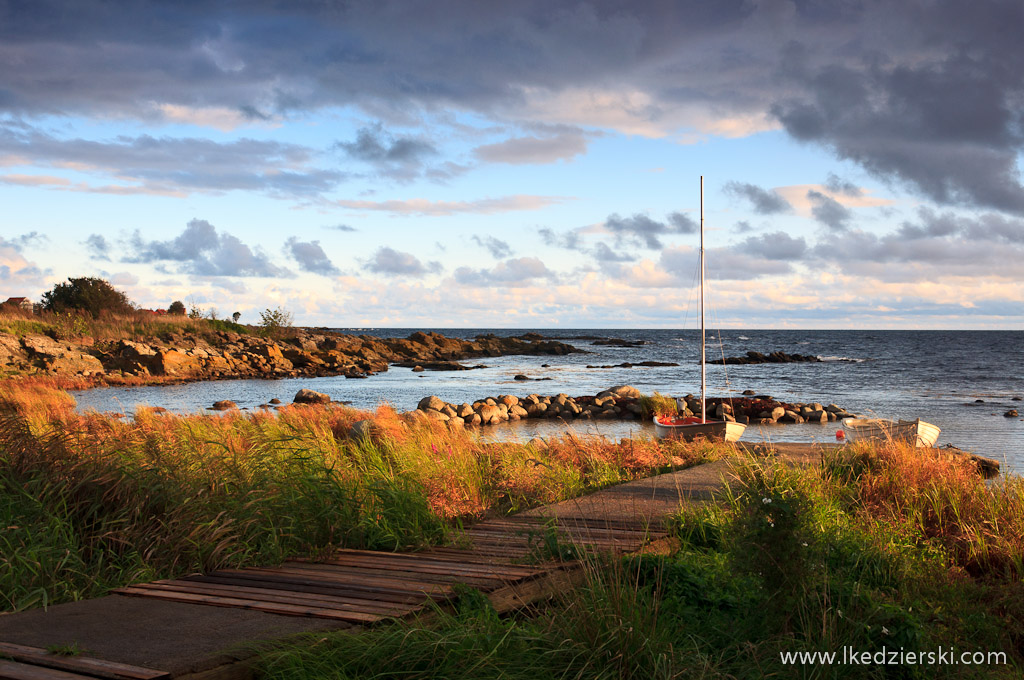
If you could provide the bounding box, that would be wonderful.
[41,277,134,319]
[168,300,186,316]
[259,306,293,337]
[232,311,241,323]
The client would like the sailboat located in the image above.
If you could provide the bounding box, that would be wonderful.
[653,177,746,443]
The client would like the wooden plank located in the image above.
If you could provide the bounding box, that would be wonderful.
[114,587,384,623]
[319,552,544,579]
[487,566,588,615]
[134,580,420,617]
[275,562,512,590]
[0,659,94,680]
[329,548,533,569]
[0,645,168,680]
[329,548,536,569]
[202,570,457,603]
[186,574,430,605]
[234,566,454,597]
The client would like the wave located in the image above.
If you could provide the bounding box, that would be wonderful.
[817,355,867,363]
[737,335,750,340]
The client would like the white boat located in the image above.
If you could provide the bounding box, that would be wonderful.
[654,177,746,444]
[841,418,940,448]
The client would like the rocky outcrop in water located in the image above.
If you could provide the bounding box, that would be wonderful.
[0,328,581,385]
[714,350,822,365]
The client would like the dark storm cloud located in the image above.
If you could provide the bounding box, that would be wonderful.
[453,257,555,287]
[471,235,514,259]
[284,237,339,275]
[364,247,441,277]
[0,123,345,197]
[605,212,695,249]
[3,2,1024,215]
[723,182,791,215]
[127,219,290,277]
[807,190,852,231]
[772,2,1024,214]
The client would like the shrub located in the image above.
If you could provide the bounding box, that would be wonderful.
[40,277,135,319]
[259,306,294,338]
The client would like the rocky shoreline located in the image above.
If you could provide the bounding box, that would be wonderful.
[0,329,581,386]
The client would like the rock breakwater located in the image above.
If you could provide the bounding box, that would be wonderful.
[405,385,859,428]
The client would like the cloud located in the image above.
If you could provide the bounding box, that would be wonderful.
[592,241,635,263]
[472,129,588,164]
[824,173,862,198]
[0,235,49,287]
[453,257,555,287]
[0,123,345,198]
[84,234,110,260]
[723,182,791,214]
[326,224,357,232]
[334,194,572,216]
[471,235,513,259]
[737,232,808,261]
[4,3,1022,219]
[364,247,441,277]
[284,237,340,276]
[127,219,290,277]
[807,190,853,231]
[539,227,584,251]
[810,208,1024,282]
[771,9,1024,215]
[605,212,696,249]
[337,123,439,181]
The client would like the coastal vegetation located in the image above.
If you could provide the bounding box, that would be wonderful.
[257,442,1024,679]
[0,379,719,612]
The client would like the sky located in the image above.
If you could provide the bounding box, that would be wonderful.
[1,0,1023,329]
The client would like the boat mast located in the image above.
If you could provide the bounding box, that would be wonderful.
[700,176,706,424]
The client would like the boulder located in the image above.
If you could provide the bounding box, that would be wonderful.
[212,400,238,411]
[1006,410,1020,418]
[418,395,446,411]
[607,385,641,399]
[294,388,331,404]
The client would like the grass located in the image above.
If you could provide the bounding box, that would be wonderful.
[0,308,252,344]
[0,382,722,613]
[255,442,1024,679]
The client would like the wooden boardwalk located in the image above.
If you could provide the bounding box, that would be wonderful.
[111,515,666,625]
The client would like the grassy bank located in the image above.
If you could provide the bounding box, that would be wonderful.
[256,443,1024,679]
[0,381,720,612]
[0,307,249,344]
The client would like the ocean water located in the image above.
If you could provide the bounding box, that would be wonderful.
[70,329,1024,472]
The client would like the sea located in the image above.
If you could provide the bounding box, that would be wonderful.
[70,329,1024,474]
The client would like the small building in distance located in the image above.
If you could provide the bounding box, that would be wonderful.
[2,297,35,313]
